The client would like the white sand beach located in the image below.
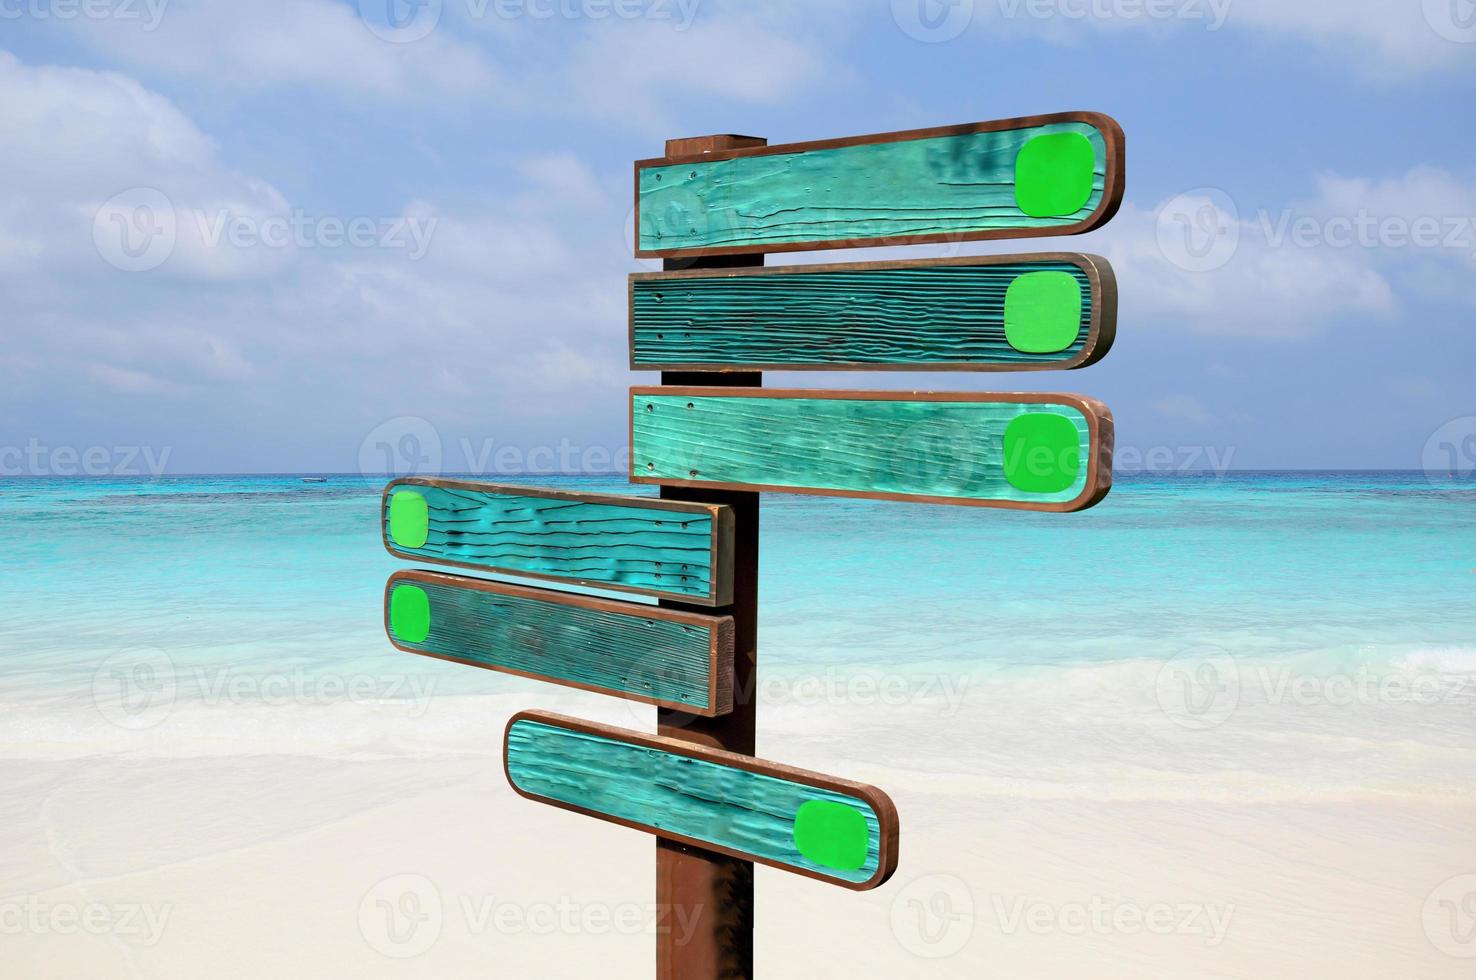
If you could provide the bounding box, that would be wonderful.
[5,660,1474,979]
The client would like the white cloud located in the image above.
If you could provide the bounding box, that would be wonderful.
[1310,167,1476,267]
[55,0,836,129]
[1062,163,1476,338]
[0,50,210,184]
[63,0,498,98]
[0,50,636,468]
[1151,394,1212,424]
[1386,375,1443,402]
[514,153,606,210]
[956,0,1475,77]
[84,362,189,396]
[5,3,1469,470]
[1088,195,1396,338]
[558,12,828,134]
[1219,0,1476,76]
[0,51,289,281]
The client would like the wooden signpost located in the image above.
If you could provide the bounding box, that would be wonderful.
[378,111,1124,978]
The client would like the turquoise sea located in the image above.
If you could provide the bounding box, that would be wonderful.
[3,471,1473,703]
[3,471,1474,939]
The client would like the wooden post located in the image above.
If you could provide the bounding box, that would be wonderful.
[654,133,767,980]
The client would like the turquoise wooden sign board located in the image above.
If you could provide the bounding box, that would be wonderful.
[635,111,1124,258]
[631,388,1113,512]
[387,570,736,716]
[630,253,1116,372]
[381,477,734,605]
[377,112,1126,977]
[504,712,899,891]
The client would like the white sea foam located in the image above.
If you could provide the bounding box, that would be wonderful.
[9,651,1472,807]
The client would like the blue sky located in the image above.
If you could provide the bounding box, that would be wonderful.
[2,0,1474,475]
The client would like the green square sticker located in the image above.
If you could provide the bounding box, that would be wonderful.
[1014,132,1096,219]
[388,490,429,549]
[1003,412,1082,494]
[1004,271,1082,354]
[793,799,869,873]
[389,584,431,645]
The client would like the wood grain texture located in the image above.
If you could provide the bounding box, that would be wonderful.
[380,478,734,605]
[630,388,1113,511]
[630,253,1116,371]
[504,712,899,891]
[634,111,1124,258]
[385,570,735,715]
